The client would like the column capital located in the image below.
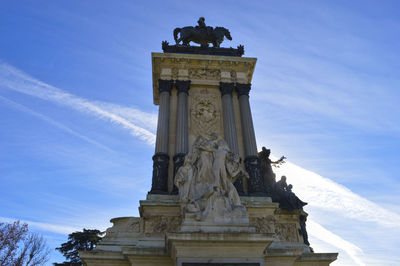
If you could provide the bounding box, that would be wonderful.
[235,83,251,97]
[175,80,191,94]
[219,82,235,96]
[158,79,174,94]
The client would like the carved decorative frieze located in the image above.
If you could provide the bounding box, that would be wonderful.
[189,68,221,80]
[250,216,275,234]
[144,216,182,233]
[275,223,299,242]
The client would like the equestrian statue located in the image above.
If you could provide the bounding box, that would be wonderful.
[173,17,232,48]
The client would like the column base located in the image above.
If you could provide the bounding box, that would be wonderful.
[245,155,267,197]
[149,152,170,194]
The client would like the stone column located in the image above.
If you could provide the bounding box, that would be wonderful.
[150,79,173,194]
[172,80,191,194]
[236,83,266,196]
[220,82,244,195]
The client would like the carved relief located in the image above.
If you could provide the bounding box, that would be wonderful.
[249,216,275,234]
[172,67,179,79]
[275,223,299,242]
[175,135,249,224]
[230,70,237,80]
[104,217,141,239]
[189,68,221,80]
[144,216,182,233]
[190,91,221,136]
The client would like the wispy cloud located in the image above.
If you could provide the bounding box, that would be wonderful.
[94,102,157,133]
[0,95,114,152]
[0,61,156,145]
[0,216,79,235]
[308,219,364,266]
[273,160,400,228]
[253,56,400,134]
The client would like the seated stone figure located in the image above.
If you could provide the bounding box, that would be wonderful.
[274,176,307,211]
[175,134,249,223]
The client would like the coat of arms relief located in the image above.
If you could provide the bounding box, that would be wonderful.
[189,89,221,137]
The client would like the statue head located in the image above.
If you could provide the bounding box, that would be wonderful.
[262,147,271,157]
[260,147,271,159]
[197,17,206,27]
[225,29,232,40]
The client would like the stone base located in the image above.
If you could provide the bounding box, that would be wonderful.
[167,232,273,266]
[80,195,337,266]
[180,220,255,233]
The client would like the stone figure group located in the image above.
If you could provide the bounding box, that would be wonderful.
[259,147,307,211]
[274,175,307,211]
[175,134,249,222]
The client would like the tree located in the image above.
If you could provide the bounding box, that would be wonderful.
[0,220,50,266]
[55,229,103,266]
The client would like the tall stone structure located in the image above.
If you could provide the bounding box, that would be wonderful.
[80,19,337,266]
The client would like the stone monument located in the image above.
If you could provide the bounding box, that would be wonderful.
[80,18,338,266]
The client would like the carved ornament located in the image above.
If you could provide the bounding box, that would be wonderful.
[190,93,221,136]
[275,223,299,242]
[144,216,182,233]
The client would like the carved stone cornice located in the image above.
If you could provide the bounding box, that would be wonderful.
[152,53,257,105]
[236,83,251,97]
[175,80,191,94]
[219,82,235,96]
[158,79,174,94]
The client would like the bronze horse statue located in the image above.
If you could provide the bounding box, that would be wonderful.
[173,26,232,48]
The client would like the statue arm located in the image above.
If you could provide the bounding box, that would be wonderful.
[271,156,286,167]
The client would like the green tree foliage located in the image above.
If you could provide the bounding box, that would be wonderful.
[55,229,103,266]
[0,220,50,266]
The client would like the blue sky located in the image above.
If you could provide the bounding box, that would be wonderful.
[0,1,399,265]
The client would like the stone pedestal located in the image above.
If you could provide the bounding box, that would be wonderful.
[80,195,337,266]
[167,232,272,266]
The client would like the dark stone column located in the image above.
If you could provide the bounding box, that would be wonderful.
[150,79,173,194]
[172,80,191,194]
[236,83,266,196]
[220,82,244,195]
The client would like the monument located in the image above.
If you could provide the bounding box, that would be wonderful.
[80,18,338,266]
